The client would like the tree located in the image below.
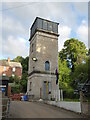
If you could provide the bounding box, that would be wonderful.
[71,56,89,88]
[13,56,24,63]
[59,57,71,90]
[20,72,28,93]
[59,38,87,72]
[58,57,76,98]
[9,75,20,94]
[20,57,29,92]
[11,85,20,94]
[9,75,20,84]
[21,56,29,73]
[9,76,14,83]
[13,56,29,93]
[13,56,29,73]
[88,48,90,56]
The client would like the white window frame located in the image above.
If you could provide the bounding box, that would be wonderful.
[3,73,6,76]
[12,67,15,72]
[4,66,6,71]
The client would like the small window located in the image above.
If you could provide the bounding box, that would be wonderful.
[29,82,32,91]
[37,18,43,29]
[43,20,47,30]
[48,22,52,31]
[32,43,34,52]
[3,73,6,76]
[52,23,58,33]
[45,61,50,71]
[4,66,6,71]
[12,67,15,72]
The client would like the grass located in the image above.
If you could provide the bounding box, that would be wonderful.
[88,98,90,103]
[63,98,80,102]
[63,98,90,102]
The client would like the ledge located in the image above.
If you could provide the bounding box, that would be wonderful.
[28,70,55,76]
[29,29,59,41]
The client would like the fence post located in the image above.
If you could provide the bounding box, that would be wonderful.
[58,90,60,101]
[55,90,57,102]
[61,89,63,101]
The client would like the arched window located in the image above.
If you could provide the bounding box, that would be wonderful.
[45,61,50,71]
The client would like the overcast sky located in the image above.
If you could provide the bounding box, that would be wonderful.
[0,0,89,59]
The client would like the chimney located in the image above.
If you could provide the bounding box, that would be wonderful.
[8,57,10,62]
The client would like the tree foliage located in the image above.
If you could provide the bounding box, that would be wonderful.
[9,75,20,84]
[58,57,77,99]
[13,56,23,63]
[59,57,71,90]
[9,75,20,94]
[13,56,29,74]
[71,56,89,89]
[59,38,87,72]
[12,56,29,93]
[11,85,20,94]
[59,38,88,99]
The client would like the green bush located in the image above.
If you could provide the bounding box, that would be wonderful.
[11,85,20,94]
[63,88,79,99]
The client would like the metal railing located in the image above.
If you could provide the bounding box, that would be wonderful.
[0,97,11,119]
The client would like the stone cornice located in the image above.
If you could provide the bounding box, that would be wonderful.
[28,70,56,77]
[29,29,59,41]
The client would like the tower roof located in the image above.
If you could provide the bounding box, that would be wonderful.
[29,17,59,41]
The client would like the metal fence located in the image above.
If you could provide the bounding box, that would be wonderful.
[0,97,11,119]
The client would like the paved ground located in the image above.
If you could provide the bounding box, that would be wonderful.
[9,101,84,118]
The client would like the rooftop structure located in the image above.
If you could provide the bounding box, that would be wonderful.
[29,17,59,40]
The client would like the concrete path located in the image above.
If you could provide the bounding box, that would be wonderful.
[9,101,84,118]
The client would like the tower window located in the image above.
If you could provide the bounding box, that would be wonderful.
[29,82,32,91]
[45,61,50,71]
[32,43,34,52]
[48,22,52,31]
[43,20,47,30]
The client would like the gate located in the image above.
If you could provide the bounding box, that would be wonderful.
[0,97,10,119]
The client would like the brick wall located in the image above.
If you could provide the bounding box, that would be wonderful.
[14,67,22,78]
[0,66,22,78]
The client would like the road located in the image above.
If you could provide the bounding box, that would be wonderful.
[9,101,84,118]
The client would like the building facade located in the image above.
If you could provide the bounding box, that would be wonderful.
[0,58,22,79]
[27,17,59,100]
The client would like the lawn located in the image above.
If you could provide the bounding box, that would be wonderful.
[63,98,80,102]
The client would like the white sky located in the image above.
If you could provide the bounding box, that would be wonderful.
[0,0,89,59]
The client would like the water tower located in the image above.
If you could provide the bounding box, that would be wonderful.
[27,17,59,100]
